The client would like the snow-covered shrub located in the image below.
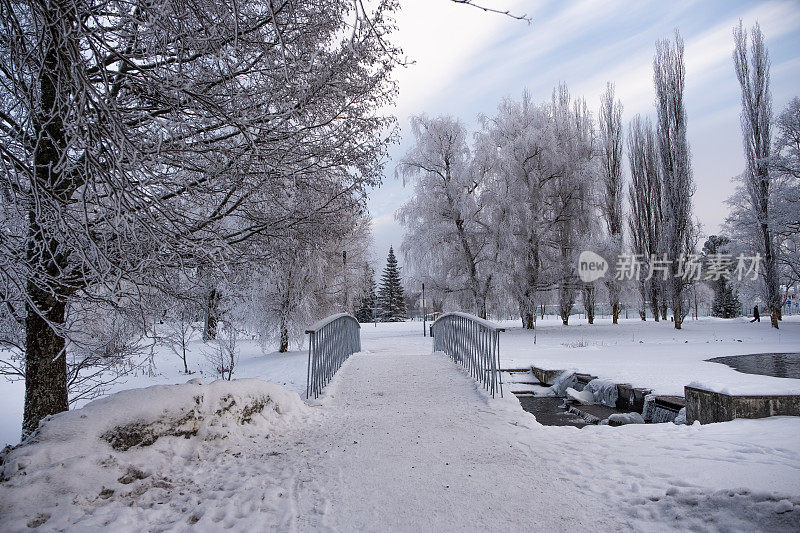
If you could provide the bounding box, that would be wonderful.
[205,321,240,381]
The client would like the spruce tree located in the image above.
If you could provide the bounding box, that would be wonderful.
[355,263,377,322]
[703,235,741,318]
[378,247,407,321]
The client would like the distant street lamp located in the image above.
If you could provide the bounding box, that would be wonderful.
[422,283,426,337]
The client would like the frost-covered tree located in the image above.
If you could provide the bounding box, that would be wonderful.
[0,0,399,436]
[598,83,624,324]
[475,92,560,328]
[772,97,800,291]
[234,212,371,353]
[732,22,780,328]
[551,85,596,326]
[654,31,695,329]
[398,115,497,318]
[627,116,665,321]
[378,247,406,321]
[355,263,378,323]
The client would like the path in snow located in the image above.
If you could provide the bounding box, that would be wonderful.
[282,339,617,531]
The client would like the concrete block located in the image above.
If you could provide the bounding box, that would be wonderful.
[685,386,800,424]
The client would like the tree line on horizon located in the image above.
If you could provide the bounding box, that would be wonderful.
[398,23,799,331]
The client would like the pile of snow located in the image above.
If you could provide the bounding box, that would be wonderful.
[0,379,308,529]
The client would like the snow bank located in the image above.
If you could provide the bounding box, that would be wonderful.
[0,378,309,527]
[10,378,307,459]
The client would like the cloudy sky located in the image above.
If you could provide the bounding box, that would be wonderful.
[366,0,800,269]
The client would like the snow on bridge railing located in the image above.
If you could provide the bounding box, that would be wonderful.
[432,312,504,398]
[305,313,361,399]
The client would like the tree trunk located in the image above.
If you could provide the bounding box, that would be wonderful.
[520,292,535,329]
[612,302,619,324]
[279,326,289,353]
[651,294,660,322]
[522,311,534,329]
[23,293,68,438]
[204,287,219,340]
[23,17,73,437]
[674,300,683,329]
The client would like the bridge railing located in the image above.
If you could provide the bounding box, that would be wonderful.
[432,312,504,398]
[305,313,361,399]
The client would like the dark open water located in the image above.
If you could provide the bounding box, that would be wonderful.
[707,353,800,379]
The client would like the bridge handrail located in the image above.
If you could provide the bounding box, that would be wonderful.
[305,312,357,334]
[433,312,505,332]
[305,313,361,399]
[432,312,504,397]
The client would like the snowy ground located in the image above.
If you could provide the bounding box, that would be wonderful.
[498,315,800,396]
[1,320,800,531]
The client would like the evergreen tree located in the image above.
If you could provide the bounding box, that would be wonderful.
[355,263,378,322]
[703,235,741,318]
[378,247,407,321]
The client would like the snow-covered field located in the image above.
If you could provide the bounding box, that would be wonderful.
[1,319,800,531]
[498,315,800,395]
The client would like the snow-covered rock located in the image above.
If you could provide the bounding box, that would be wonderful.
[551,370,578,396]
[566,387,594,405]
[583,378,619,407]
[642,393,657,422]
[606,412,645,426]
